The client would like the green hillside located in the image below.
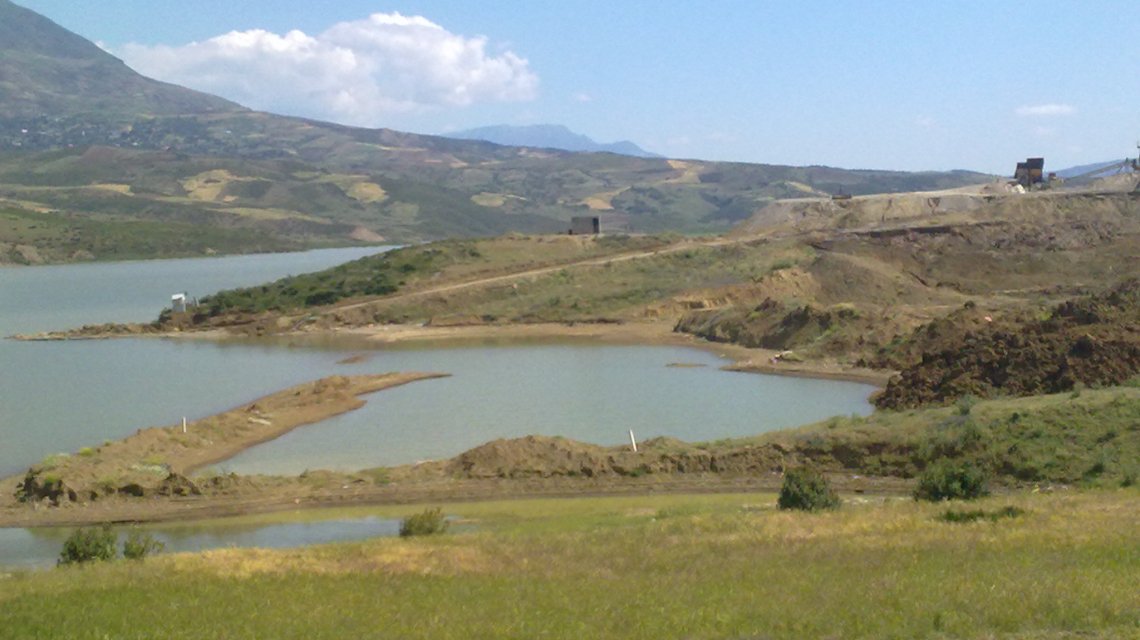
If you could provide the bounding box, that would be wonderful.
[0,1,994,263]
[0,0,240,120]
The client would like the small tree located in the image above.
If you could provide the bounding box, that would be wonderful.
[399,507,449,537]
[914,459,990,501]
[778,466,841,512]
[122,530,165,560]
[58,526,117,566]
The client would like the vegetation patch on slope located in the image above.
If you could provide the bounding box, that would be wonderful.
[178,234,670,325]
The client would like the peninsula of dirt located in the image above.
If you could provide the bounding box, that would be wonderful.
[3,372,447,514]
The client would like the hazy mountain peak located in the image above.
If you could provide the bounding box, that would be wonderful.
[447,124,661,158]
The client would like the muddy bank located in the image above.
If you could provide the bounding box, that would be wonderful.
[0,433,913,528]
[332,320,892,385]
[2,372,447,515]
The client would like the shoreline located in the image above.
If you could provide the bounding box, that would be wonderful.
[11,319,893,386]
[0,372,449,528]
[1,321,891,529]
[353,321,892,385]
[283,320,892,386]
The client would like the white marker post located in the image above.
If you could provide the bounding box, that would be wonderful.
[629,429,638,453]
[182,416,187,434]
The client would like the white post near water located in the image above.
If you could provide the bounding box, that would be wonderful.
[629,429,638,453]
[182,416,187,434]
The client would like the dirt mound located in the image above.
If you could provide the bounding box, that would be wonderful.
[675,298,859,354]
[446,436,615,478]
[732,191,994,236]
[442,435,791,480]
[671,248,959,359]
[876,280,1140,408]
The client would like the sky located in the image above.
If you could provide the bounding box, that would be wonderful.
[16,0,1140,173]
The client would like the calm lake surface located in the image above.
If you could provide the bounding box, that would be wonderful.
[0,246,877,568]
[1,247,877,478]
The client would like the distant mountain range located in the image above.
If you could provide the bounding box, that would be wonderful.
[447,124,661,158]
[1053,159,1135,180]
[0,0,993,264]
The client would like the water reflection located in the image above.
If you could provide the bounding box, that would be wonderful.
[0,515,401,570]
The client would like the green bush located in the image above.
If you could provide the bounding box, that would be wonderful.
[777,466,841,512]
[58,526,117,566]
[914,459,990,501]
[955,394,978,416]
[399,507,449,537]
[939,506,1025,523]
[122,530,164,560]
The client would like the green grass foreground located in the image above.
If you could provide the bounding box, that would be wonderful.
[1,491,1137,639]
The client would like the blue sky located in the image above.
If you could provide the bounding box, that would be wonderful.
[17,0,1140,173]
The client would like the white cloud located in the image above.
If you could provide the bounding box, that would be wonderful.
[914,115,936,128]
[118,13,538,126]
[572,92,593,103]
[1015,103,1076,117]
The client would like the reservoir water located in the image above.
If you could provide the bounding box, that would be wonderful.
[1,247,394,478]
[1,247,877,478]
[0,246,877,568]
[0,512,402,570]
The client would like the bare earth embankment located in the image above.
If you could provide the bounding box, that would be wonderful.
[0,373,447,526]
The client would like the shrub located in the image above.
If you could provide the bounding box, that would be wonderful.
[58,526,117,565]
[122,530,164,560]
[399,507,449,537]
[914,459,990,501]
[939,506,1025,523]
[778,466,841,512]
[955,394,978,416]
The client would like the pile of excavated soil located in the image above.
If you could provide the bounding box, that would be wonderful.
[436,435,789,480]
[732,190,996,236]
[875,279,1140,409]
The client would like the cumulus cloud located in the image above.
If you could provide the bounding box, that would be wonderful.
[1015,103,1076,117]
[119,13,538,125]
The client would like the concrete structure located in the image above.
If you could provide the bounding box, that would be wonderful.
[569,216,600,235]
[171,292,198,314]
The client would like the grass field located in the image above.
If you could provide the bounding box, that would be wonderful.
[742,384,1140,487]
[2,490,1136,639]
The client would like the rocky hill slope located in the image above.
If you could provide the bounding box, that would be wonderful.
[0,0,240,120]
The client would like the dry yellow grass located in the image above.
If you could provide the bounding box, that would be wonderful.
[180,169,244,201]
[344,181,387,203]
[579,187,628,210]
[88,183,133,195]
[221,206,323,221]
